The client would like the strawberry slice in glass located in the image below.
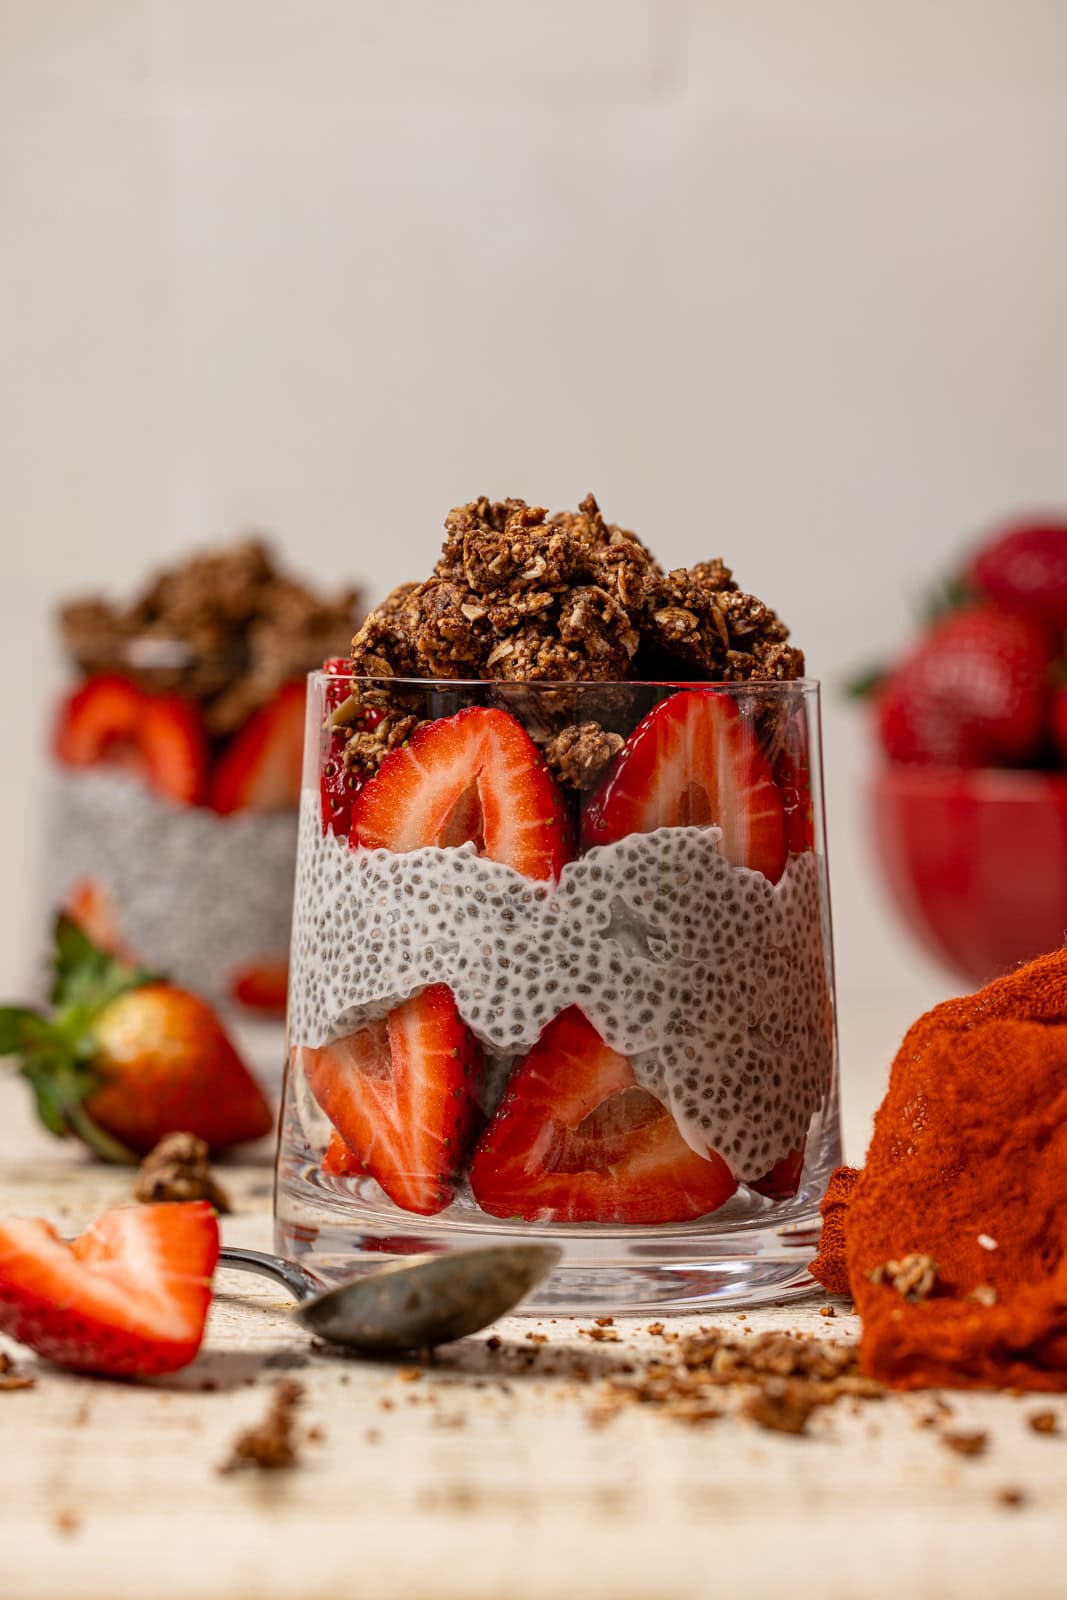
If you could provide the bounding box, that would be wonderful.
[583,690,787,882]
[469,1009,737,1224]
[351,705,572,881]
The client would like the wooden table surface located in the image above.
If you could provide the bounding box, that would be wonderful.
[1,1023,1065,1600]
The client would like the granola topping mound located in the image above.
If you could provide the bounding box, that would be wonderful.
[59,537,361,734]
[345,492,804,785]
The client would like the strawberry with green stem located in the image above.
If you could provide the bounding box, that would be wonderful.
[0,917,273,1161]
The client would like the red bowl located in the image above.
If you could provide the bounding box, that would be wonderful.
[870,764,1067,985]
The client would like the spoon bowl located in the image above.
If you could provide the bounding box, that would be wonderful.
[219,1243,562,1354]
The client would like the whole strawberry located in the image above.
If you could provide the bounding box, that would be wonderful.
[1050,684,1067,766]
[876,606,1055,767]
[0,918,273,1160]
[970,519,1067,630]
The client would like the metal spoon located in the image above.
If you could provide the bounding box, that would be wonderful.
[218,1243,562,1355]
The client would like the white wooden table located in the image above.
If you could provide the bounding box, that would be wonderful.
[2,1006,1065,1600]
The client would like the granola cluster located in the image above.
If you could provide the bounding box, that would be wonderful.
[60,537,361,734]
[345,493,803,787]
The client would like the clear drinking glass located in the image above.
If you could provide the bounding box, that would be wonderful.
[276,667,840,1313]
[41,636,303,1025]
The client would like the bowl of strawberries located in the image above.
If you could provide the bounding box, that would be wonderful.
[867,518,1067,985]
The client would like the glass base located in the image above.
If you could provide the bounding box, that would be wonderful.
[274,1161,827,1315]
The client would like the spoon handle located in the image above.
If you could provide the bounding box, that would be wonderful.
[217,1246,322,1303]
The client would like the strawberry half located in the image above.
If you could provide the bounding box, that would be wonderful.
[299,985,482,1216]
[351,706,572,880]
[469,1009,738,1224]
[583,691,787,882]
[209,681,306,815]
[0,1201,219,1377]
[54,674,208,806]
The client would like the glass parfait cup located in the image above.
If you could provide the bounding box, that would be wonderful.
[277,667,840,1313]
[41,633,308,1030]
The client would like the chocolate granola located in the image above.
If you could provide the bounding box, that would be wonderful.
[59,537,361,735]
[345,493,804,788]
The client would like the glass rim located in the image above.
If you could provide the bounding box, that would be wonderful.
[310,664,820,694]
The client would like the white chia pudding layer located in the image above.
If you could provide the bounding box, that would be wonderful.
[42,769,298,1002]
[289,791,835,1181]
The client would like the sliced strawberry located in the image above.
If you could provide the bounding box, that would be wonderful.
[319,663,381,837]
[0,1201,219,1377]
[351,706,572,880]
[63,876,132,962]
[772,713,816,856]
[209,681,306,815]
[583,691,787,882]
[469,1009,738,1224]
[228,960,289,1015]
[750,1145,806,1199]
[299,985,482,1216]
[54,675,208,806]
[320,729,359,836]
[322,1130,358,1176]
[322,657,355,718]
[139,695,210,804]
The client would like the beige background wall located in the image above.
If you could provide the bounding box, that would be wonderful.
[3,1,1067,1039]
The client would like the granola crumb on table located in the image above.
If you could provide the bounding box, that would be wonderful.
[132,1132,232,1213]
[219,1380,306,1474]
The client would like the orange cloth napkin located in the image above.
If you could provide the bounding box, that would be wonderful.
[812,949,1067,1390]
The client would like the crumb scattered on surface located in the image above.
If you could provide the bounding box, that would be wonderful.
[1028,1410,1059,1435]
[586,1326,883,1437]
[219,1380,305,1474]
[818,1305,836,1319]
[996,1486,1027,1508]
[941,1429,989,1459]
[0,1351,35,1392]
[966,1284,997,1308]
[53,1508,81,1538]
[742,1380,820,1436]
[865,1254,939,1303]
[133,1132,232,1212]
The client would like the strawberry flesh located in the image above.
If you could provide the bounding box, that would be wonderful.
[322,1129,358,1176]
[209,680,306,814]
[54,674,208,806]
[876,606,1055,767]
[300,984,482,1216]
[228,960,289,1015]
[351,706,572,880]
[0,1201,219,1377]
[583,690,787,882]
[88,984,275,1153]
[469,1009,738,1224]
[749,1145,806,1199]
[971,520,1067,630]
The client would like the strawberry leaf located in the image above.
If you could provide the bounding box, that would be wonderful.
[0,1006,47,1057]
[50,912,155,1016]
[844,664,887,700]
